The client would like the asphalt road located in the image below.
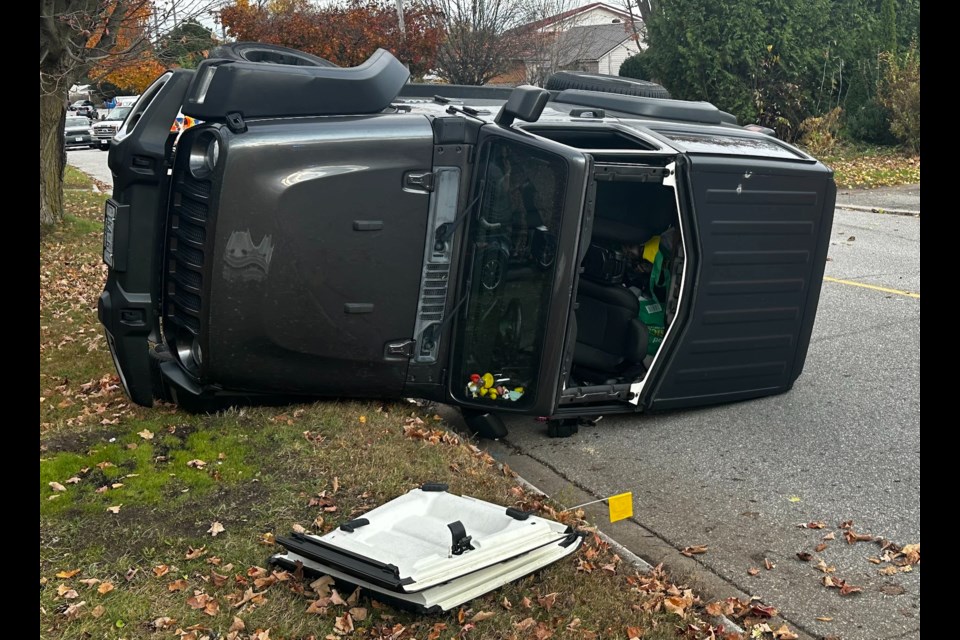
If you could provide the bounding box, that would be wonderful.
[501,208,920,640]
[66,147,113,185]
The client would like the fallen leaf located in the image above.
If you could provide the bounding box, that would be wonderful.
[680,544,708,557]
[470,610,495,622]
[840,583,863,596]
[310,575,334,598]
[750,603,778,618]
[844,529,875,544]
[358,415,367,424]
[334,612,354,633]
[153,564,170,577]
[97,581,114,595]
[815,542,829,552]
[788,496,802,503]
[79,578,100,587]
[815,559,836,574]
[664,595,688,616]
[91,604,105,618]
[514,617,536,631]
[502,597,512,610]
[137,429,154,440]
[330,588,348,606]
[259,532,275,545]
[764,558,775,570]
[168,579,189,592]
[879,583,905,596]
[62,600,86,620]
[625,625,643,640]
[211,570,229,587]
[291,524,307,534]
[332,476,340,493]
[537,592,558,610]
[208,521,225,537]
[65,476,82,484]
[520,596,533,609]
[350,607,368,621]
[901,543,920,564]
[49,481,67,492]
[187,592,212,609]
[58,586,80,599]
[152,616,177,630]
[96,461,115,470]
[774,624,799,639]
[106,504,122,514]
[124,567,138,581]
[111,483,123,489]
[823,532,836,540]
[748,567,760,576]
[878,566,898,576]
[187,459,207,469]
[815,616,833,622]
[56,569,82,579]
[799,521,826,529]
[306,599,328,615]
[839,520,854,529]
[229,616,246,632]
[185,546,206,560]
[796,552,813,562]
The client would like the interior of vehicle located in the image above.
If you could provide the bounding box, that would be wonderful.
[571,178,681,387]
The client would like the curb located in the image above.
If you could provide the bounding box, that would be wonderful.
[836,203,920,217]
[484,438,812,640]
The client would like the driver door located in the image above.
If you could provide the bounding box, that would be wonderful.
[447,125,593,416]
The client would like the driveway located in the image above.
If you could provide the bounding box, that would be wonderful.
[498,208,920,640]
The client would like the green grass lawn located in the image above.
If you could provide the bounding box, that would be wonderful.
[816,143,920,190]
[40,167,780,639]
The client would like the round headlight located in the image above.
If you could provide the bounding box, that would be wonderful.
[189,133,220,178]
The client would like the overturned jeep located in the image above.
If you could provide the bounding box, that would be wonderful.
[99,43,836,437]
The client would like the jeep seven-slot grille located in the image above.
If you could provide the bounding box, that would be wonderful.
[165,169,213,341]
[419,264,449,322]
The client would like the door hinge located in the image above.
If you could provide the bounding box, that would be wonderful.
[404,171,435,192]
[385,339,416,358]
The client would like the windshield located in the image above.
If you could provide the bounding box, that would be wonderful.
[104,107,132,122]
[65,117,89,128]
[450,138,569,409]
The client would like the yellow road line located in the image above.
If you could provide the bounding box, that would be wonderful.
[823,276,920,299]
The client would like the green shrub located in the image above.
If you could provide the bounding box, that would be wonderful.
[845,99,895,145]
[799,107,843,155]
[879,46,920,151]
[619,50,654,81]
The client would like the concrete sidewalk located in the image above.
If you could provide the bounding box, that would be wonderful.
[835,183,920,215]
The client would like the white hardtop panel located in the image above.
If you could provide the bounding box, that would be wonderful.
[275,534,581,611]
[313,488,571,591]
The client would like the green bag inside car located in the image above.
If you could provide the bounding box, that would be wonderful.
[637,235,669,356]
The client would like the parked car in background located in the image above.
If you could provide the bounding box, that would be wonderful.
[69,99,94,112]
[93,106,133,150]
[77,104,98,119]
[64,116,96,149]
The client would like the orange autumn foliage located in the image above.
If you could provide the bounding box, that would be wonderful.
[220,0,445,78]
[88,1,165,92]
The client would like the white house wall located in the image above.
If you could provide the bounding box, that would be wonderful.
[599,38,643,76]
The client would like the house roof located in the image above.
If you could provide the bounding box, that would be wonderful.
[524,2,635,32]
[555,23,638,63]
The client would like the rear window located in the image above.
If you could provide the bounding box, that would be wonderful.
[65,117,89,127]
[656,131,806,159]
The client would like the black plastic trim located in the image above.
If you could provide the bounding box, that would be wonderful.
[276,533,413,591]
[184,48,410,121]
[420,482,449,492]
[505,507,530,520]
[554,90,737,125]
[339,518,370,533]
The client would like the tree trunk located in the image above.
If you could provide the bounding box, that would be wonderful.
[40,86,67,234]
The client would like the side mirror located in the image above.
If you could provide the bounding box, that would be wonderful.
[495,85,549,128]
